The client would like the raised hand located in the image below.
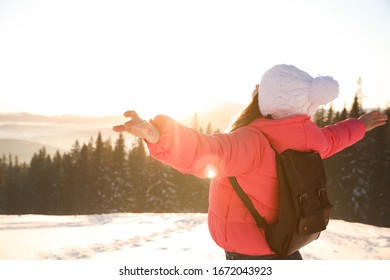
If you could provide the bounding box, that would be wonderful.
[358,111,388,132]
[113,110,160,143]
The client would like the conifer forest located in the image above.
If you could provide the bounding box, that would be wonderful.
[1,94,389,227]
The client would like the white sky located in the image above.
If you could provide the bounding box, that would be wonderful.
[0,0,389,118]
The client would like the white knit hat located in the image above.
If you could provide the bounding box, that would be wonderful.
[257,64,339,119]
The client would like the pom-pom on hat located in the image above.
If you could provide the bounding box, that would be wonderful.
[257,64,339,119]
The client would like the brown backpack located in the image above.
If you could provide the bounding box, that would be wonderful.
[229,148,333,257]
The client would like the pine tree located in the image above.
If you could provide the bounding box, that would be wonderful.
[109,133,132,212]
[0,156,5,213]
[90,133,114,213]
[67,140,83,214]
[326,103,334,125]
[377,108,390,226]
[144,160,180,212]
[349,94,362,118]
[174,170,209,212]
[206,122,213,134]
[77,142,94,213]
[58,140,91,214]
[27,148,53,213]
[313,107,326,127]
[340,103,348,120]
[2,156,26,213]
[127,138,148,211]
[333,111,341,123]
[49,151,64,214]
[349,77,364,118]
[61,153,74,214]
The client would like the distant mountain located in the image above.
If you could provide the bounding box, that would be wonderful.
[0,123,124,159]
[0,102,245,161]
[0,139,61,163]
[0,102,244,128]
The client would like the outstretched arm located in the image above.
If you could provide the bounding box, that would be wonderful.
[319,111,388,158]
[358,111,388,132]
[113,110,268,178]
[113,110,160,143]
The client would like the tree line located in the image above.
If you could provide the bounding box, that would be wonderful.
[0,93,389,227]
[316,99,390,227]
[0,133,210,215]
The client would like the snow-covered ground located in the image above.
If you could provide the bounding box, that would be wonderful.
[0,213,389,260]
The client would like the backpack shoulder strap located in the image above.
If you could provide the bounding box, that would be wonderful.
[228,176,270,230]
[228,130,276,231]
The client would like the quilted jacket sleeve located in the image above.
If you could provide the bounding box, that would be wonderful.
[146,115,267,178]
[320,118,366,158]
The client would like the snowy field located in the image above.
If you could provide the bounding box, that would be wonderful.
[0,213,389,260]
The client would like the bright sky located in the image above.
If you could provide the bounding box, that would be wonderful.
[0,0,389,118]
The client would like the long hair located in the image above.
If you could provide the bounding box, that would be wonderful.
[229,94,264,132]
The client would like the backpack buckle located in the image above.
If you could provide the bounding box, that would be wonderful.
[299,194,308,204]
[317,187,326,197]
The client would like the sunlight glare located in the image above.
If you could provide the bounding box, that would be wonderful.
[206,165,217,178]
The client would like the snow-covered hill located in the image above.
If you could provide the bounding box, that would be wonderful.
[0,213,389,260]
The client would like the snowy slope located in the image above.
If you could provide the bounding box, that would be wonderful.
[0,213,389,260]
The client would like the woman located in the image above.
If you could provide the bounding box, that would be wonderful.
[113,64,387,260]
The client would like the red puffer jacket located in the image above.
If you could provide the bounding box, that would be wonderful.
[147,115,366,256]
